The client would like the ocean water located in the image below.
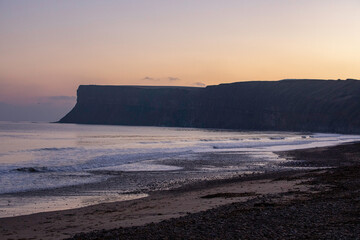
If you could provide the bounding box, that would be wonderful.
[1,121,360,217]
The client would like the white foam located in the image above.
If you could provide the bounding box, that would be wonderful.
[1,122,360,194]
[93,163,183,172]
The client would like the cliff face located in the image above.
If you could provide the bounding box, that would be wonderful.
[59,79,360,133]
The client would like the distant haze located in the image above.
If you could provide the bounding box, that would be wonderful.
[1,1,360,120]
[0,96,76,122]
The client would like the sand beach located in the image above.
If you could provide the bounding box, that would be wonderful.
[1,142,359,239]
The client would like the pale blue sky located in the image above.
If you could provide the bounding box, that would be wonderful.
[1,0,360,120]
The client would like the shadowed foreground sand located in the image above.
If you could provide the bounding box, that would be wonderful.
[1,142,360,240]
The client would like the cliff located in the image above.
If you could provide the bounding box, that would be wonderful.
[59,79,360,133]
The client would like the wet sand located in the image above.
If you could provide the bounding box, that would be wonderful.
[1,142,360,240]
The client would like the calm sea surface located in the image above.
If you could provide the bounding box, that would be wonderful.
[1,121,359,217]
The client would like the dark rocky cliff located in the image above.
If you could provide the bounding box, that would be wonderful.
[59,79,360,133]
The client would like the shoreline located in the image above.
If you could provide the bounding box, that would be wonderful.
[1,142,360,239]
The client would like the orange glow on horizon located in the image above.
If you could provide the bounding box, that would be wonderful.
[1,1,360,104]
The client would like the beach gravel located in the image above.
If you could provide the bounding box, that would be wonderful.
[68,143,360,240]
[69,164,360,240]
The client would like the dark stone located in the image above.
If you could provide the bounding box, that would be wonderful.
[59,79,360,133]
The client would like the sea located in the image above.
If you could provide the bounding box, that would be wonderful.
[1,121,360,217]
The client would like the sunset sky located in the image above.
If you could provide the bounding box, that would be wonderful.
[1,0,360,120]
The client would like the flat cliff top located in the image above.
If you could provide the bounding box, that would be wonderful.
[78,85,202,90]
[60,79,360,133]
[79,79,359,88]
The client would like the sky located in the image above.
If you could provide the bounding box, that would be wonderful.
[1,0,360,121]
